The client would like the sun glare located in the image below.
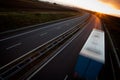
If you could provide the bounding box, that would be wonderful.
[40,0,120,17]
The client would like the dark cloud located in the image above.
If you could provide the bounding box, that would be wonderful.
[100,0,120,9]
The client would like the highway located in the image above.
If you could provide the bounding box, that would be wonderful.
[0,13,90,67]
[0,13,104,80]
[28,15,102,80]
[0,12,119,80]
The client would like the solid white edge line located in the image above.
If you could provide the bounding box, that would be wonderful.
[0,16,80,35]
[0,21,85,70]
[26,23,87,80]
[0,14,88,42]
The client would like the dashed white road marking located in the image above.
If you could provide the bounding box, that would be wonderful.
[6,43,22,50]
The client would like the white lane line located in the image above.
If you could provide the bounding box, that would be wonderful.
[6,43,22,50]
[0,20,72,42]
[0,28,46,42]
[0,14,89,42]
[64,75,68,80]
[0,16,81,35]
[27,23,87,80]
[0,22,82,70]
[40,33,47,36]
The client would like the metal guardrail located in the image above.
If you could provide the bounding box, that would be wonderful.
[0,17,90,80]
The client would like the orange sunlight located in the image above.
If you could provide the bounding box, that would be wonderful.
[41,0,120,17]
[76,0,120,17]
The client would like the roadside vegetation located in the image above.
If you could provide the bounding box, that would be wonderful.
[0,0,82,33]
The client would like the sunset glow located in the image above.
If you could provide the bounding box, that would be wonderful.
[41,0,120,17]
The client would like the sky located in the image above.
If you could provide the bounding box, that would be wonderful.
[40,0,120,17]
[100,0,120,9]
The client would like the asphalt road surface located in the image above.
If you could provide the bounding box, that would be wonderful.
[0,13,90,67]
[29,15,102,80]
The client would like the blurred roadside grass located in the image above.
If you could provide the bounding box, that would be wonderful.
[0,12,79,32]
